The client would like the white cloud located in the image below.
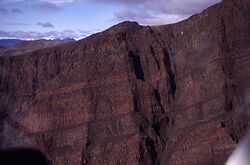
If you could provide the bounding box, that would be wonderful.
[39,0,76,4]
[144,0,222,15]
[113,0,221,25]
[114,9,189,25]
[37,22,54,28]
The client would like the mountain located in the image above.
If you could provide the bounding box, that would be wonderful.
[0,0,249,164]
[0,38,75,47]
[0,39,24,47]
[0,38,75,56]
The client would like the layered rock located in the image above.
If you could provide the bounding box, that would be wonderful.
[0,0,250,164]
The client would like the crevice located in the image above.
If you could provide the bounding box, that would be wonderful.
[0,58,4,66]
[151,89,169,136]
[153,89,165,113]
[49,50,61,79]
[117,32,126,43]
[145,138,158,165]
[221,18,234,80]
[225,116,247,144]
[138,142,145,164]
[82,140,90,165]
[171,118,175,127]
[163,48,176,98]
[132,89,141,112]
[0,82,9,93]
[32,78,38,93]
[221,121,226,128]
[221,18,237,113]
[54,50,61,75]
[81,121,92,165]
[0,109,8,122]
[0,108,8,145]
[129,51,145,81]
[151,115,169,137]
[152,119,161,136]
[81,89,99,165]
[222,74,236,113]
[220,18,227,52]
[139,119,150,133]
[42,135,55,153]
[229,133,239,143]
[150,45,160,70]
[224,96,233,112]
[32,57,39,93]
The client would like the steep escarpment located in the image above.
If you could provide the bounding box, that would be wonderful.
[0,0,250,164]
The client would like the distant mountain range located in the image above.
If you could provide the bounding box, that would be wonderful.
[0,38,75,47]
[0,39,24,47]
[0,38,75,56]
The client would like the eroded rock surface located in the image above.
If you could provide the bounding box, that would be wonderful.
[0,0,250,164]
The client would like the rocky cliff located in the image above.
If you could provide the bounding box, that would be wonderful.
[0,0,250,164]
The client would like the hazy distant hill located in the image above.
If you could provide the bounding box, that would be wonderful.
[0,38,75,56]
[0,39,24,47]
[0,38,75,47]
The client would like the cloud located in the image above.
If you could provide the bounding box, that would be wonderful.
[0,0,27,3]
[114,10,153,20]
[111,0,221,25]
[36,2,61,12]
[0,8,8,14]
[92,0,147,5]
[11,8,22,13]
[0,29,93,40]
[37,22,54,28]
[93,0,221,14]
[35,0,77,12]
[114,9,189,25]
[143,0,221,15]
[39,0,76,4]
[3,22,32,26]
[0,0,223,39]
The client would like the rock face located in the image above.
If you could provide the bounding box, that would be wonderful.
[0,0,250,164]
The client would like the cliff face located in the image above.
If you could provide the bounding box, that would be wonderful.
[0,0,250,164]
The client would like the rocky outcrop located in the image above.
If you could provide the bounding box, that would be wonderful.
[0,0,250,164]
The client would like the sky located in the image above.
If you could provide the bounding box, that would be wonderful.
[0,0,221,40]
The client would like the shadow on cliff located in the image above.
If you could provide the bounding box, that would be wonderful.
[0,148,50,165]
